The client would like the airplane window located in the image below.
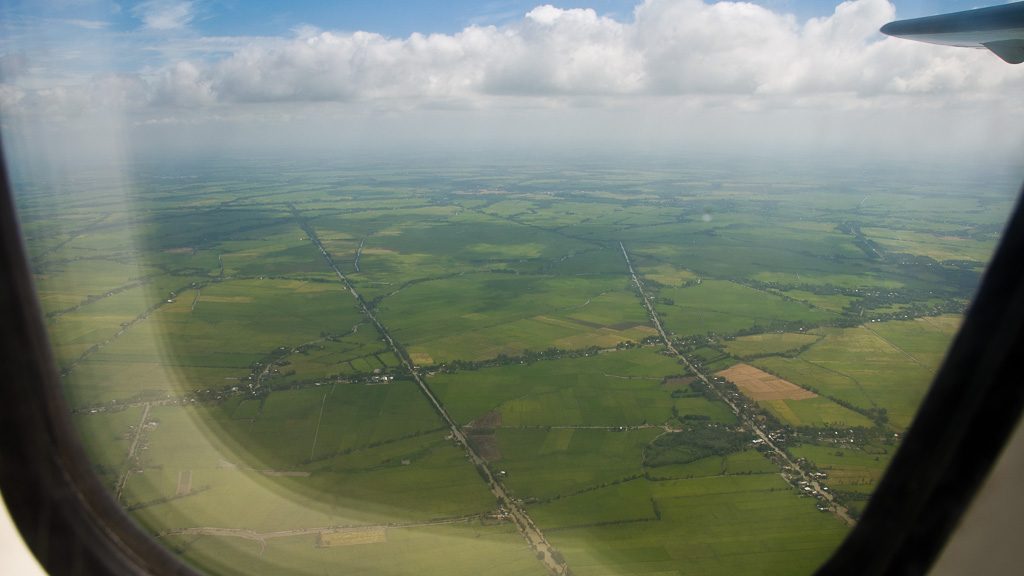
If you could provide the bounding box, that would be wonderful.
[1,1,1022,575]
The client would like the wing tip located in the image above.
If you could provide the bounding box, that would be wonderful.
[984,40,1024,64]
[880,2,1024,63]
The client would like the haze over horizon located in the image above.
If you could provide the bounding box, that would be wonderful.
[1,0,1021,168]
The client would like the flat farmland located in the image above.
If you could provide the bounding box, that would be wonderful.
[716,363,816,401]
[672,396,738,424]
[169,522,544,576]
[867,315,961,370]
[377,274,654,362]
[429,348,688,426]
[637,262,698,287]
[342,212,597,300]
[217,226,332,279]
[789,443,896,517]
[653,280,832,338]
[545,474,849,576]
[129,406,495,531]
[861,227,997,263]
[63,279,367,406]
[723,332,820,358]
[45,274,201,365]
[529,479,657,529]
[19,158,1005,576]
[758,397,875,428]
[753,317,960,429]
[647,448,778,480]
[34,259,159,313]
[750,270,903,290]
[623,222,875,288]
[775,290,856,314]
[494,428,661,501]
[73,406,145,489]
[206,383,443,468]
[269,326,398,385]
[712,364,870,427]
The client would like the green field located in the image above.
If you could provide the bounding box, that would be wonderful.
[61,279,371,407]
[168,522,545,576]
[723,332,821,358]
[378,273,654,363]
[430,348,688,426]
[17,158,1004,576]
[546,474,849,576]
[861,227,997,263]
[494,428,660,501]
[752,317,961,429]
[653,280,832,338]
[758,397,875,428]
[776,290,856,314]
[789,443,897,517]
[639,263,698,287]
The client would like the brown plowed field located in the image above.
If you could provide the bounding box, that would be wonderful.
[469,410,502,429]
[716,363,816,401]
[467,432,502,461]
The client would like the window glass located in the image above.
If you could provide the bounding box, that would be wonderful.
[2,1,1021,575]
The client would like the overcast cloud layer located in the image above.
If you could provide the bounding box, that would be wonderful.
[1,0,1021,163]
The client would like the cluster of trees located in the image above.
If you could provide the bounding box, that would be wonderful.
[433,345,607,373]
[670,379,717,403]
[644,424,753,468]
[304,426,444,466]
[535,474,644,505]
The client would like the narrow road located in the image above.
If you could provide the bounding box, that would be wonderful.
[864,325,927,368]
[310,388,331,460]
[116,402,151,502]
[464,423,665,432]
[158,513,487,542]
[354,238,365,272]
[31,212,112,265]
[294,206,569,575]
[60,279,200,377]
[46,277,151,320]
[619,242,855,527]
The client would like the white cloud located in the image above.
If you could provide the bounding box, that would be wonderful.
[152,61,214,106]
[132,0,195,31]
[2,0,1021,162]
[106,0,1011,109]
[481,5,644,95]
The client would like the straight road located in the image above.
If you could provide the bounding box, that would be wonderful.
[294,207,569,575]
[159,513,488,542]
[115,402,151,502]
[354,238,365,272]
[619,242,855,527]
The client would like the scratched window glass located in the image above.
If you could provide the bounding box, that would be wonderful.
[2,1,1021,575]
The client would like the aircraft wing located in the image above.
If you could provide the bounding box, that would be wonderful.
[880,1,1024,64]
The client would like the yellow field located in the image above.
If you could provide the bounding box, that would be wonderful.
[198,295,255,303]
[723,332,819,358]
[716,363,816,401]
[317,527,387,547]
[641,263,697,287]
[409,351,435,365]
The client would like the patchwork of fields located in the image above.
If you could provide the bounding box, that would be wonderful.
[17,159,1009,575]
